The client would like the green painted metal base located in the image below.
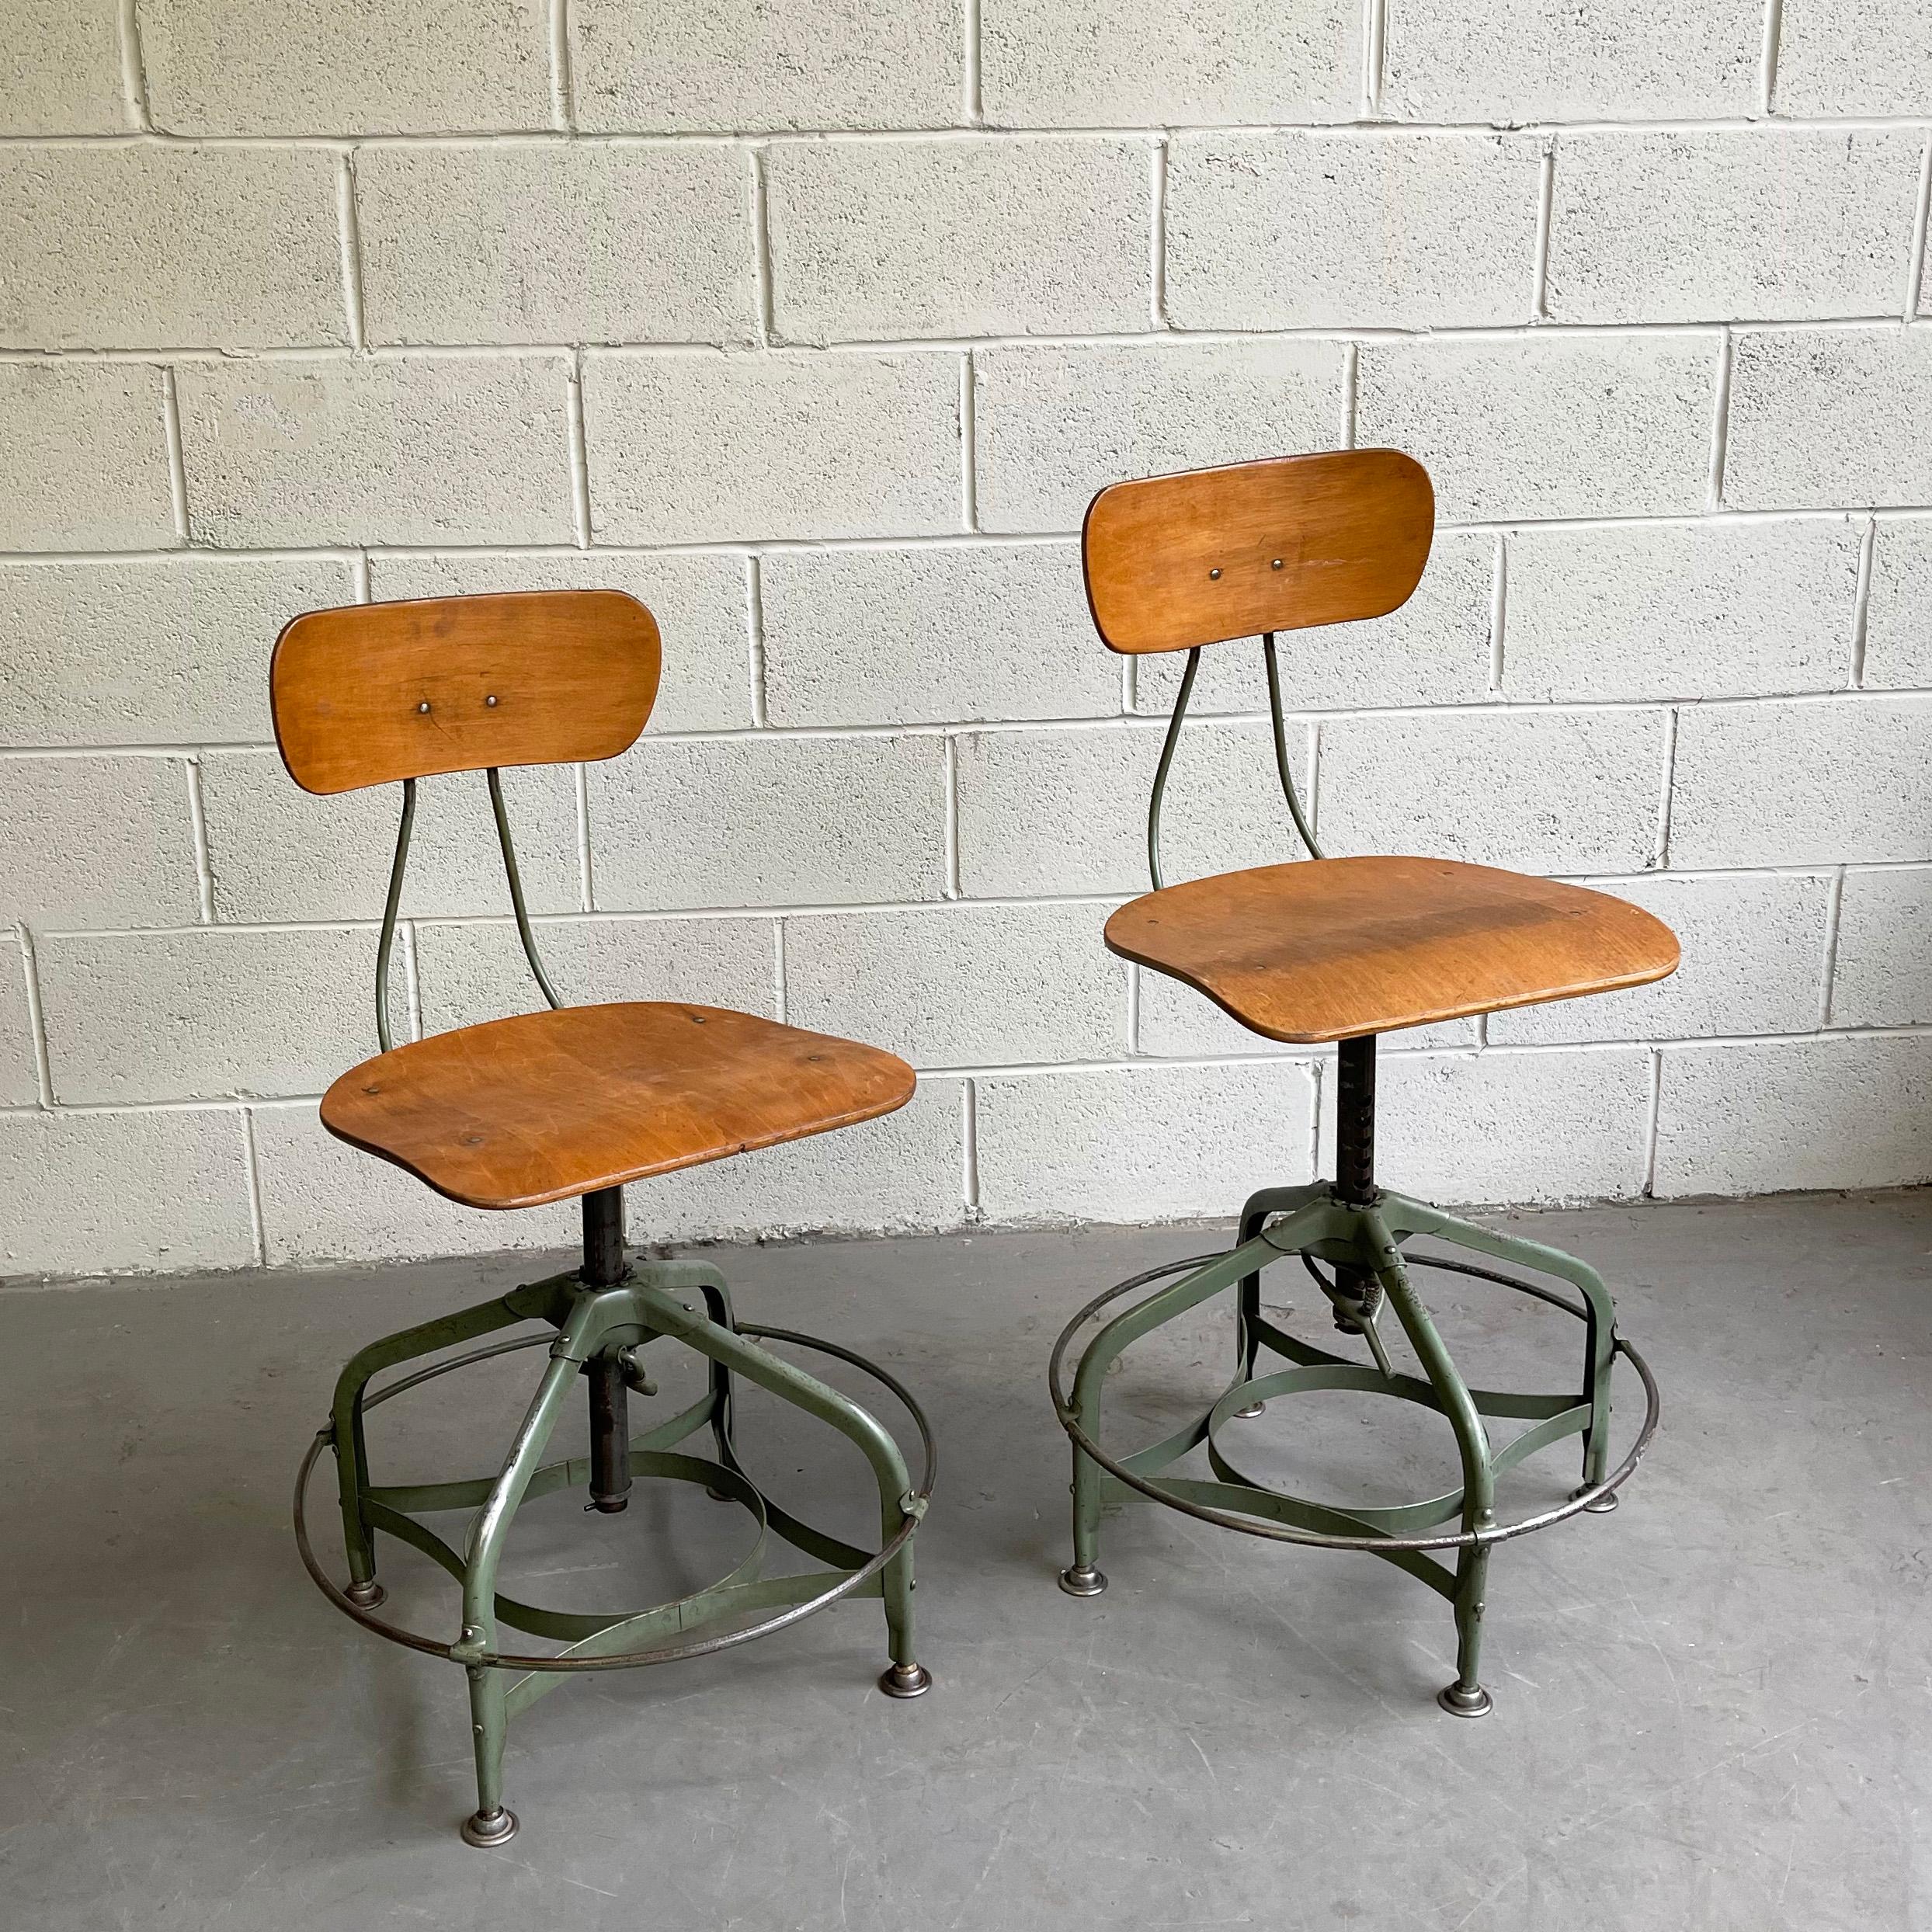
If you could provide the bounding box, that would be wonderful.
[1051,1181,1661,1717]
[295,1253,934,1843]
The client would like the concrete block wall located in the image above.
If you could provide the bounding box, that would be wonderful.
[2,1,1930,1276]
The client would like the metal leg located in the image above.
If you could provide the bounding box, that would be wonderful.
[628,1278,933,1698]
[459,1665,517,1846]
[1380,1194,1621,1513]
[328,1291,540,1607]
[1058,1207,1349,1598]
[688,1266,741,1499]
[1360,1208,1496,1718]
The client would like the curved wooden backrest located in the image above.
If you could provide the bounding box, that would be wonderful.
[272,589,662,794]
[1081,450,1435,655]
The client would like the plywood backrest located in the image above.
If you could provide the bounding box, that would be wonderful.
[1082,450,1435,655]
[271,589,662,794]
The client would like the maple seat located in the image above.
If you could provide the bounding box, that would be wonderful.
[324,1002,916,1212]
[1104,855,1679,1044]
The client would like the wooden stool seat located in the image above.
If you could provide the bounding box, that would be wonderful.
[1105,856,1680,1043]
[321,1002,916,1211]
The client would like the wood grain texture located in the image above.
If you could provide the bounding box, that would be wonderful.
[321,1002,917,1211]
[1106,857,1680,1042]
[272,589,662,794]
[1082,450,1435,655]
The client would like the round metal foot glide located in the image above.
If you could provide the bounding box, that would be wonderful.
[1437,1683,1493,1719]
[1572,1485,1618,1514]
[1232,1401,1265,1419]
[1058,1563,1108,1598]
[460,1805,519,1847]
[878,1662,933,1699]
[343,1579,386,1610]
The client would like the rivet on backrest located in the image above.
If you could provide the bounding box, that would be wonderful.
[485,694,499,708]
[1208,567,1221,580]
[416,700,431,714]
[1271,558,1284,570]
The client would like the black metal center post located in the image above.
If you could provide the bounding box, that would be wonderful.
[1332,1035,1381,1330]
[582,1187,632,1513]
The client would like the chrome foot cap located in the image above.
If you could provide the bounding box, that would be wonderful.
[1437,1683,1493,1719]
[878,1663,933,1699]
[1572,1484,1619,1513]
[1058,1564,1108,1598]
[460,1806,519,1848]
[343,1579,386,1610]
[1232,1402,1265,1419]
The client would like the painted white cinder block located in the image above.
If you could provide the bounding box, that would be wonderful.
[761,543,1115,727]
[356,143,757,348]
[955,718,1314,898]
[768,137,1153,344]
[974,340,1345,534]
[37,926,384,1103]
[1318,707,1669,876]
[1655,1035,1932,1197]
[369,551,755,732]
[1326,1046,1653,1204]
[589,734,947,910]
[1725,330,1932,513]
[141,0,554,136]
[251,1101,573,1266]
[200,752,581,925]
[1133,533,1497,714]
[0,1109,256,1277]
[1354,335,1718,522]
[1670,697,1932,869]
[0,756,201,930]
[1827,869,1932,1029]
[1861,520,1932,691]
[0,936,38,1107]
[1489,871,1833,1044]
[1135,964,1477,1058]
[1773,0,1932,116]
[1381,0,1762,123]
[0,556,354,748]
[0,0,128,134]
[0,363,174,552]
[583,351,962,544]
[1545,130,1923,325]
[412,913,779,1035]
[981,0,1360,127]
[1166,133,1543,331]
[636,1075,967,1241]
[975,1058,1317,1223]
[783,901,1128,1069]
[175,356,575,547]
[0,146,346,353]
[570,0,963,133]
[1501,520,1862,701]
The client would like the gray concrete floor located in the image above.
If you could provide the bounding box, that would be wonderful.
[3,1191,1930,1931]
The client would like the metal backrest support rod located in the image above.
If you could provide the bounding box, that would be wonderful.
[374,778,416,1055]
[487,767,564,1013]
[1145,634,1324,895]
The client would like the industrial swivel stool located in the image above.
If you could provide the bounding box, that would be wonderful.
[1051,451,1672,1716]
[275,591,933,1845]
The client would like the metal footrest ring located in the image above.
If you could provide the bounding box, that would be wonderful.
[1049,1249,1660,1556]
[294,1321,935,1674]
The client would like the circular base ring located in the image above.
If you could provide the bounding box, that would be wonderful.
[460,1806,519,1847]
[295,1320,934,1675]
[1049,1246,1660,1555]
